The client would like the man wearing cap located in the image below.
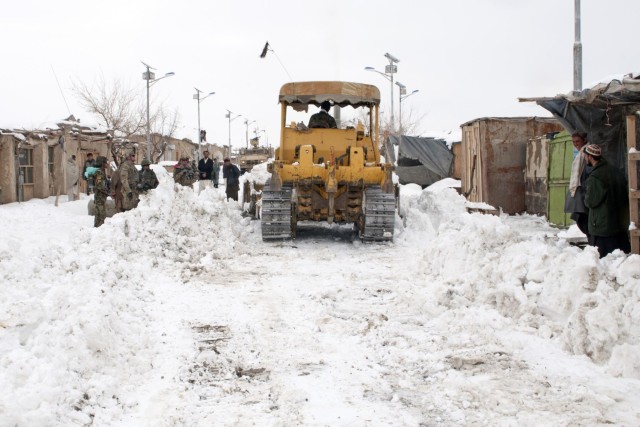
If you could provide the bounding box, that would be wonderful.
[308,100,337,129]
[83,153,96,195]
[174,156,197,187]
[564,131,591,238]
[119,151,139,211]
[93,156,109,227]
[222,157,241,201]
[137,159,159,193]
[583,143,630,257]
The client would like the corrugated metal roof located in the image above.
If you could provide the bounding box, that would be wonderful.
[388,135,453,185]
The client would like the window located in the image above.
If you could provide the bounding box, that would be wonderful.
[48,146,55,175]
[19,147,34,184]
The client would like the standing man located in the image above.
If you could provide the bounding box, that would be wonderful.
[212,157,221,188]
[222,157,241,201]
[198,150,214,192]
[83,153,96,195]
[137,159,159,193]
[65,154,79,201]
[308,100,337,129]
[93,156,109,227]
[583,144,631,257]
[119,151,139,211]
[174,156,197,187]
[564,131,591,237]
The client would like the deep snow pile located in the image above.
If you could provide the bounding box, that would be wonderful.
[0,179,250,425]
[0,173,638,425]
[398,181,640,378]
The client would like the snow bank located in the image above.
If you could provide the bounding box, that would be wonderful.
[0,180,250,425]
[399,183,640,379]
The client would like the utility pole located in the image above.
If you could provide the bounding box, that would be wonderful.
[573,0,582,92]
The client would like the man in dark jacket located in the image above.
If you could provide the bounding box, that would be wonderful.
[198,150,214,193]
[83,153,96,195]
[222,157,241,201]
[308,100,337,129]
[583,144,630,257]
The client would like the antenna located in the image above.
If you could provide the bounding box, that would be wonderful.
[259,41,294,82]
[50,65,71,116]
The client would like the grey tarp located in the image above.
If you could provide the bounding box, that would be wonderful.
[388,135,454,187]
[521,74,640,173]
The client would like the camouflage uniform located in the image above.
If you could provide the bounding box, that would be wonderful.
[308,110,337,129]
[111,168,123,213]
[174,160,197,187]
[93,161,109,227]
[119,159,139,211]
[137,168,159,193]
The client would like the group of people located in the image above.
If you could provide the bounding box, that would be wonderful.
[89,151,159,227]
[175,152,241,201]
[87,149,244,228]
[564,131,631,258]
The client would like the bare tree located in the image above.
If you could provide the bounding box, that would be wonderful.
[73,76,144,136]
[149,107,180,163]
[72,76,180,165]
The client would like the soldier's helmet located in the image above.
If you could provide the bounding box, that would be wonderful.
[95,156,108,167]
[180,155,189,161]
[141,159,151,166]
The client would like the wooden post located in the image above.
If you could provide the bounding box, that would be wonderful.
[627,114,639,254]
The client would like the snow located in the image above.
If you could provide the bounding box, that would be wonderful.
[0,176,639,426]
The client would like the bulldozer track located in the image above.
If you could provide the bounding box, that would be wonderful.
[361,186,395,242]
[261,185,295,241]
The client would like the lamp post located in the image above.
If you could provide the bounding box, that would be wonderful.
[193,88,215,161]
[225,109,242,158]
[365,52,399,133]
[142,61,175,162]
[244,119,256,149]
[396,81,419,136]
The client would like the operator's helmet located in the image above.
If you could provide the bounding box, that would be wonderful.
[141,158,151,166]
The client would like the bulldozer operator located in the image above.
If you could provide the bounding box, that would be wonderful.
[308,100,337,129]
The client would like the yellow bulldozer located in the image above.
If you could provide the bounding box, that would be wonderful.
[262,81,396,242]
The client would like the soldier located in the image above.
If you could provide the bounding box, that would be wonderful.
[137,159,159,193]
[308,100,337,129]
[174,156,197,187]
[119,151,139,211]
[93,156,109,227]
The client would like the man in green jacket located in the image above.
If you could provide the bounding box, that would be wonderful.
[583,144,631,257]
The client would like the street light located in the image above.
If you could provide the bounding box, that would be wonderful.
[142,61,175,162]
[244,119,256,149]
[225,109,242,158]
[193,88,215,161]
[396,81,419,136]
[365,52,399,133]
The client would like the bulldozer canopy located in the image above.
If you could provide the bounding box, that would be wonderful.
[279,81,380,109]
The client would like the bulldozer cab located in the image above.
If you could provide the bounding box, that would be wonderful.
[276,81,381,166]
[262,81,396,242]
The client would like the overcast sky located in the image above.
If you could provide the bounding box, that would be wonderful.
[2,0,638,148]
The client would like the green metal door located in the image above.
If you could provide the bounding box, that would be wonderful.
[547,131,573,227]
